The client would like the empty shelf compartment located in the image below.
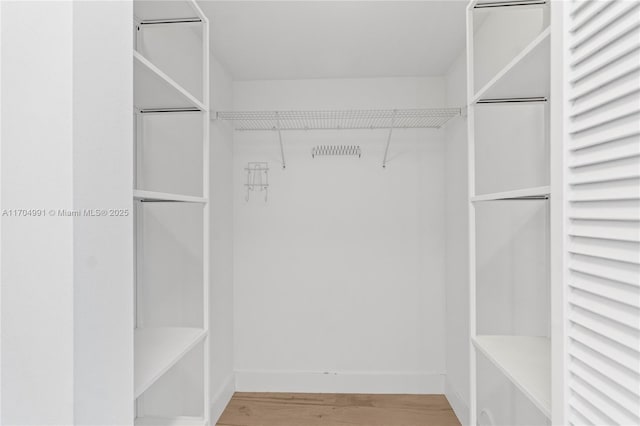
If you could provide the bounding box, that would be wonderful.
[473,335,551,418]
[134,327,207,398]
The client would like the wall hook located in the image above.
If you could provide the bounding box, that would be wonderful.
[245,162,269,202]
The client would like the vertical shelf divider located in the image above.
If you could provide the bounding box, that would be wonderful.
[199,0,211,422]
[465,4,478,426]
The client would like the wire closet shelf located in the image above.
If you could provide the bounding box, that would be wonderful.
[216,108,461,131]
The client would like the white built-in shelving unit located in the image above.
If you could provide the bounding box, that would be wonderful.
[133,0,210,424]
[467,0,556,424]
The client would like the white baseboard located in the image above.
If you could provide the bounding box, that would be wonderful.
[210,373,235,424]
[235,370,445,394]
[445,378,469,426]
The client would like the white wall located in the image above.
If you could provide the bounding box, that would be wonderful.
[1,3,75,423]
[232,77,447,393]
[209,55,235,420]
[443,51,470,426]
[1,1,133,424]
[72,1,134,424]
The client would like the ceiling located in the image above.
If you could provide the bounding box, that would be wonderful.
[198,1,468,81]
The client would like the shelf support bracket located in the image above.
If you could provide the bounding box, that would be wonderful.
[276,113,286,169]
[382,111,396,169]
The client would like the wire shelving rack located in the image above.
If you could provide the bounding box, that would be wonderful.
[216,108,461,131]
[216,108,461,168]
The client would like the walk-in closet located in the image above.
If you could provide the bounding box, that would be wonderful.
[1,1,638,425]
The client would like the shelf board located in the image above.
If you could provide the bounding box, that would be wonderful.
[471,185,550,202]
[134,51,206,113]
[134,0,205,22]
[133,190,207,204]
[135,327,207,398]
[473,335,551,418]
[135,416,205,426]
[472,27,550,103]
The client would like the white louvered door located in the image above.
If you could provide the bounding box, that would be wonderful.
[565,1,640,425]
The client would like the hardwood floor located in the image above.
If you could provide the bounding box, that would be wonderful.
[216,393,461,426]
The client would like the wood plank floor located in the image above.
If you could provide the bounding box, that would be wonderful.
[216,393,461,426]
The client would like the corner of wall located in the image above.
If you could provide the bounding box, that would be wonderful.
[210,373,236,424]
[443,43,471,425]
[209,52,236,422]
[446,377,470,426]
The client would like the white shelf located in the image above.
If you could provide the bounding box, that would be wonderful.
[133,189,207,204]
[134,327,207,398]
[471,185,550,202]
[134,0,205,22]
[473,335,551,418]
[472,27,550,103]
[134,51,206,113]
[217,108,461,131]
[135,416,205,426]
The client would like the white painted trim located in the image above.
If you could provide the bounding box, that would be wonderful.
[0,2,4,421]
[135,416,204,426]
[445,378,470,426]
[210,374,235,425]
[465,1,478,426]
[202,13,211,424]
[234,370,445,394]
[551,2,567,424]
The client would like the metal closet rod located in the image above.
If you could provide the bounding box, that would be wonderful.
[138,18,202,25]
[474,195,549,202]
[500,195,549,200]
[474,0,546,9]
[477,97,547,104]
[138,200,185,203]
[139,107,202,114]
